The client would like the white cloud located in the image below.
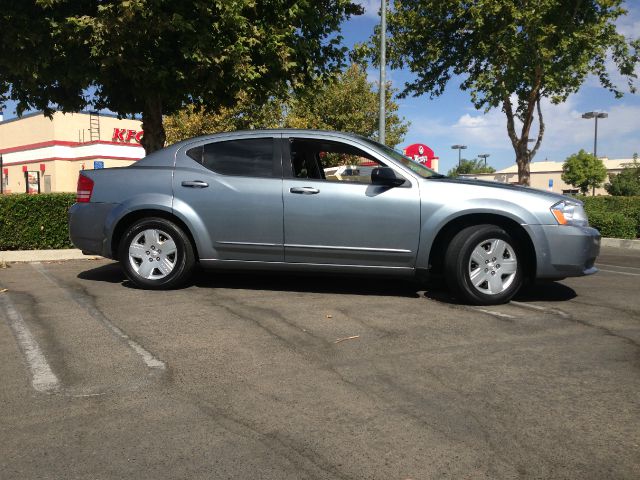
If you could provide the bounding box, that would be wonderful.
[404,91,640,172]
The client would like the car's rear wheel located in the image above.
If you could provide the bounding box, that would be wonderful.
[444,224,523,305]
[119,217,195,289]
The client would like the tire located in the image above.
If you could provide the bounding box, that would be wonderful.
[444,224,523,305]
[118,217,195,289]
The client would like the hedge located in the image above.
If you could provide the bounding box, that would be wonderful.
[581,196,640,239]
[0,193,76,250]
[0,193,638,251]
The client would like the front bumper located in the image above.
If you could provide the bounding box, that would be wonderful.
[526,224,601,279]
[68,202,116,258]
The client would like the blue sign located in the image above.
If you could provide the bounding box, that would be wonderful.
[548,178,553,188]
[94,161,105,170]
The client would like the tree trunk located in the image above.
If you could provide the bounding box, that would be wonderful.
[140,96,165,155]
[516,149,530,186]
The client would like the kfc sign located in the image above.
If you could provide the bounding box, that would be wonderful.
[112,128,144,143]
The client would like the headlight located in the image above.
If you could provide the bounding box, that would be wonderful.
[550,200,589,227]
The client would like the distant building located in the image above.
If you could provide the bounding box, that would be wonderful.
[462,158,635,195]
[0,111,144,194]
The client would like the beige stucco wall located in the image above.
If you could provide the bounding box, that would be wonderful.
[0,111,142,147]
[469,169,625,196]
[0,112,144,194]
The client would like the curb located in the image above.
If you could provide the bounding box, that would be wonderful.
[0,249,101,263]
[600,237,640,250]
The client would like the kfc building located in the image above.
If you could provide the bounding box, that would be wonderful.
[0,111,144,194]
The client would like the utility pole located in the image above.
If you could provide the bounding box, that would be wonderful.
[378,0,386,145]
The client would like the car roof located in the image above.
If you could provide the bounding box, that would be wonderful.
[137,129,379,167]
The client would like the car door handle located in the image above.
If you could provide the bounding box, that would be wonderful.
[181,180,209,188]
[290,187,320,195]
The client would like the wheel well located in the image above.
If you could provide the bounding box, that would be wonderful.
[111,209,200,261]
[428,214,536,280]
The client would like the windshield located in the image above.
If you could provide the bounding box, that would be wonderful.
[358,137,443,178]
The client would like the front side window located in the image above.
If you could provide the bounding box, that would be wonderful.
[288,138,391,185]
[187,137,276,177]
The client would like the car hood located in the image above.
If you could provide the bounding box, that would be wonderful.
[425,177,578,204]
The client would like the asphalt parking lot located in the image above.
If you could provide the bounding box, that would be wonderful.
[1,246,639,479]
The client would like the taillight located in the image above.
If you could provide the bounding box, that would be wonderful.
[76,173,94,203]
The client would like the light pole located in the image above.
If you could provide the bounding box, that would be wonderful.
[451,144,467,166]
[581,111,608,158]
[378,0,387,145]
[478,153,490,166]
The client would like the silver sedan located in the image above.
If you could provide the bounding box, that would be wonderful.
[69,130,600,305]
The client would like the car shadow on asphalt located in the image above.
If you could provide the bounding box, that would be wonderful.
[78,263,423,298]
[421,280,577,305]
[77,264,576,302]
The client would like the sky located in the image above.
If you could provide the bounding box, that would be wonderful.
[1,1,638,174]
[345,0,640,173]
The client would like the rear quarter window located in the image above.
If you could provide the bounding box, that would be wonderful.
[187,138,276,178]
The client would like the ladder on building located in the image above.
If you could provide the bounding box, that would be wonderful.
[89,111,101,142]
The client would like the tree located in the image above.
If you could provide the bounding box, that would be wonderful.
[164,93,286,145]
[447,158,496,178]
[165,64,410,148]
[0,1,91,116]
[606,153,640,196]
[286,64,409,148]
[561,149,608,195]
[2,1,363,154]
[385,0,639,185]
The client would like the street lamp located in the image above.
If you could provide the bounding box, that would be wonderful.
[582,111,608,158]
[451,144,467,166]
[378,0,387,145]
[477,153,490,166]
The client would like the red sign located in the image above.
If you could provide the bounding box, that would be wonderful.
[40,163,46,173]
[403,143,438,168]
[112,128,144,143]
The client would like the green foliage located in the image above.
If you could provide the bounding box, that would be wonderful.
[165,64,410,148]
[447,158,496,178]
[1,1,363,153]
[165,93,286,145]
[605,156,640,196]
[385,0,640,185]
[561,150,608,195]
[582,196,640,239]
[0,194,75,250]
[285,64,409,148]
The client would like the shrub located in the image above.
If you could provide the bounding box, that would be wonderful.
[586,211,637,239]
[0,193,76,250]
[581,196,640,239]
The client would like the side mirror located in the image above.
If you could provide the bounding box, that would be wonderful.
[371,167,406,187]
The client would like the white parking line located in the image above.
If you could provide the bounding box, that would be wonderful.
[597,263,640,272]
[0,293,60,393]
[510,300,571,318]
[31,263,165,371]
[473,308,516,319]
[598,268,640,277]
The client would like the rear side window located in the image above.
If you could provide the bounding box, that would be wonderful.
[186,138,276,177]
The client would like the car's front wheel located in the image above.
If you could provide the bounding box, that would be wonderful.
[444,224,523,305]
[119,217,195,289]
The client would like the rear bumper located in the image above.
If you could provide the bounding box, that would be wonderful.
[68,203,116,258]
[526,224,601,279]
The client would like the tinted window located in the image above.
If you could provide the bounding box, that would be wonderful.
[191,138,275,177]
